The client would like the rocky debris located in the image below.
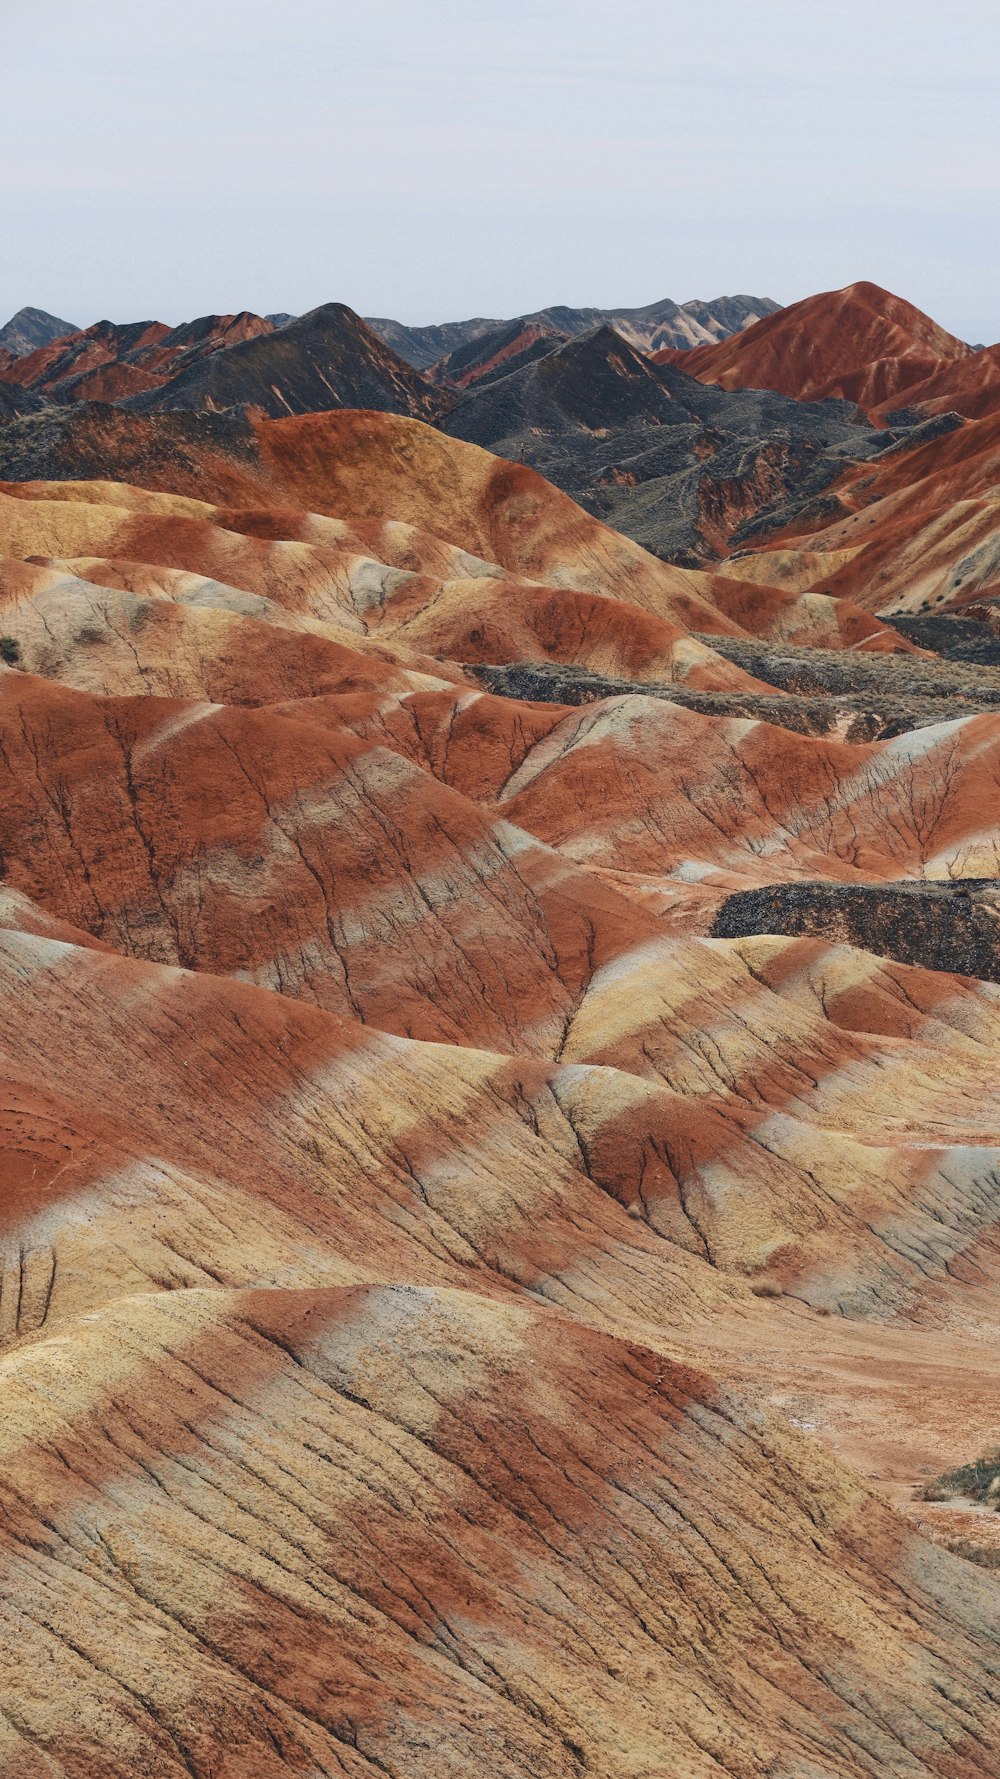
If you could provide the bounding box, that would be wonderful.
[694,631,1000,704]
[0,380,44,424]
[0,400,266,496]
[893,611,1000,665]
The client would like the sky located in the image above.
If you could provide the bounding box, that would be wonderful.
[5,0,1000,342]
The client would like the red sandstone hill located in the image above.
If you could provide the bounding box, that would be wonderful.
[656,280,975,411]
[0,318,173,397]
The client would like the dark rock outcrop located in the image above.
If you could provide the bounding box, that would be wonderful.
[712,880,1000,981]
[468,659,996,740]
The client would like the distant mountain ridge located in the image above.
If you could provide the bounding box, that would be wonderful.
[367,292,781,370]
[0,291,780,419]
[0,304,443,424]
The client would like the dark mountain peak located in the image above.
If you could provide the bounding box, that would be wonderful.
[544,322,671,383]
[81,318,170,351]
[293,301,373,331]
[681,294,782,335]
[566,322,646,356]
[0,306,77,358]
[121,298,444,422]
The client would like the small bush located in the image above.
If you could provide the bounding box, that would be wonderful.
[922,1451,1000,1506]
[0,636,21,667]
[947,1538,1000,1569]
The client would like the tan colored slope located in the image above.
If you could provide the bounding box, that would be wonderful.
[714,549,864,596]
[750,488,1000,617]
[333,683,1000,884]
[5,1279,1000,1777]
[3,472,919,659]
[0,432,746,635]
[0,483,764,690]
[0,927,754,1342]
[3,897,1000,1434]
[0,559,460,702]
[556,927,1000,1316]
[0,489,435,637]
[4,860,1000,1457]
[6,823,1000,1332]
[2,475,513,581]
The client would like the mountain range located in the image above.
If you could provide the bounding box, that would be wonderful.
[2,281,986,572]
[367,290,780,369]
[1,277,1000,1773]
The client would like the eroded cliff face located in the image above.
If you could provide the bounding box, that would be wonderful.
[0,407,1000,1776]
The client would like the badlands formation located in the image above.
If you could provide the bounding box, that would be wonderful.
[0,287,1000,1776]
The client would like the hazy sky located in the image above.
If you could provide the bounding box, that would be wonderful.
[6,0,1000,340]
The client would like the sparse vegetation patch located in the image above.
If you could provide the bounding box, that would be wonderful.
[923,1452,1000,1506]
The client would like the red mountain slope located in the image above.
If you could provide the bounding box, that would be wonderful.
[732,406,1000,614]
[657,280,974,409]
[873,340,1000,422]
